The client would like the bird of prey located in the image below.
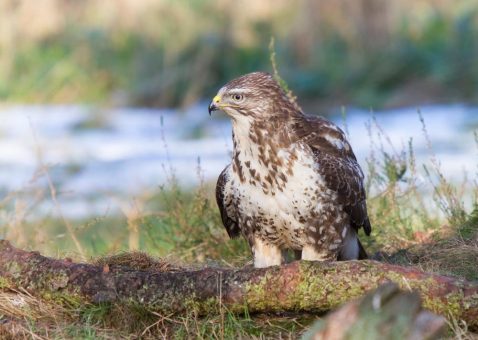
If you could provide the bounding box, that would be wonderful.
[209,72,371,268]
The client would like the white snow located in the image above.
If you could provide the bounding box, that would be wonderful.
[0,103,475,218]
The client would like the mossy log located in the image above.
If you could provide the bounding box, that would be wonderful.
[0,240,477,329]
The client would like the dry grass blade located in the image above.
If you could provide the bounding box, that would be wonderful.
[29,120,86,260]
[0,288,66,321]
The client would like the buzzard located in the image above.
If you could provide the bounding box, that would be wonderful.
[209,72,371,268]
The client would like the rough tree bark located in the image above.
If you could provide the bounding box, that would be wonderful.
[0,240,477,329]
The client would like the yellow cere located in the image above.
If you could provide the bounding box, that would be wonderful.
[213,95,221,104]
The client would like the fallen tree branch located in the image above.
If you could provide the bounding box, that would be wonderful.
[0,240,477,329]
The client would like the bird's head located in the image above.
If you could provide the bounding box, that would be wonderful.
[208,72,293,120]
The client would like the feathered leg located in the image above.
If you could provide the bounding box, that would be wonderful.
[252,237,282,268]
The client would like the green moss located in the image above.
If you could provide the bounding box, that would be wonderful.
[244,262,378,313]
[19,268,71,293]
[364,266,475,324]
[244,273,271,311]
[0,277,11,289]
[421,292,462,319]
[5,261,22,280]
[184,296,220,315]
[41,291,84,309]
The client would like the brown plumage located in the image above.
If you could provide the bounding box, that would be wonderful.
[209,72,371,268]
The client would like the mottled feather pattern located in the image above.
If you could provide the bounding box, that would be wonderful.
[212,72,371,267]
[293,115,372,235]
[216,166,240,238]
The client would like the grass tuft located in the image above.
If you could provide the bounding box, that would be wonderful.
[93,251,180,273]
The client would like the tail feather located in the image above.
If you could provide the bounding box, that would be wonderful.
[338,228,368,261]
[357,238,368,260]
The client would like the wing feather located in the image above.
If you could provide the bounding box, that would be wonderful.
[292,115,372,235]
[216,166,240,238]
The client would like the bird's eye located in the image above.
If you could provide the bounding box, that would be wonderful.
[232,94,244,101]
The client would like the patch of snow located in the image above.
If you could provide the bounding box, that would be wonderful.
[0,103,475,218]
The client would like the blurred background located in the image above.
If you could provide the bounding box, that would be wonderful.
[0,0,477,257]
[1,0,478,107]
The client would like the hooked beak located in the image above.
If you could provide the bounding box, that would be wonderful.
[208,102,217,115]
[208,95,221,115]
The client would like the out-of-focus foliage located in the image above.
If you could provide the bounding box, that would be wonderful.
[0,0,477,108]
